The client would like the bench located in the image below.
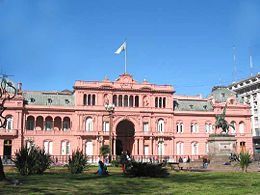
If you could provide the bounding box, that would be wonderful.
[168,162,180,170]
[178,161,203,171]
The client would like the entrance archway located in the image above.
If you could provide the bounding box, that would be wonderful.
[116,120,135,155]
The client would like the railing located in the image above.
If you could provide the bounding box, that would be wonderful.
[0,129,18,136]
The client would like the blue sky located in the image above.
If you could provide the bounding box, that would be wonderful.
[0,0,260,97]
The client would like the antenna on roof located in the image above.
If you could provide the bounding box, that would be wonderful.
[249,47,253,76]
[232,45,237,82]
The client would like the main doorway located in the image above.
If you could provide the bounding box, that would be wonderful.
[116,120,135,155]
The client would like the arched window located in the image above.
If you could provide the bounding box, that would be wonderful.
[26,116,35,130]
[86,117,93,132]
[36,116,44,130]
[155,97,158,108]
[135,96,139,107]
[61,140,70,155]
[158,119,164,133]
[124,95,128,107]
[85,140,93,155]
[176,122,183,133]
[63,117,71,131]
[113,95,117,106]
[83,94,87,105]
[191,123,198,133]
[159,97,162,108]
[54,116,62,130]
[92,95,96,105]
[230,121,236,134]
[176,142,184,155]
[158,141,164,156]
[118,95,122,107]
[6,116,13,131]
[45,116,53,131]
[88,94,91,105]
[239,122,244,134]
[44,140,53,155]
[129,96,133,107]
[163,97,166,108]
[191,142,198,155]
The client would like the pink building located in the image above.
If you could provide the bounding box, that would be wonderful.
[0,74,253,163]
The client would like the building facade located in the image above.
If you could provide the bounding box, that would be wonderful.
[227,73,260,159]
[0,73,253,163]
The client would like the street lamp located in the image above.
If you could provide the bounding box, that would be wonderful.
[105,104,115,161]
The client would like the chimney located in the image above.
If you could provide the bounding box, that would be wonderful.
[18,82,22,93]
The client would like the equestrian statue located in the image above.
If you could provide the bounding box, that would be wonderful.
[215,103,235,134]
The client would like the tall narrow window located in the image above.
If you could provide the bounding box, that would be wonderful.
[163,97,166,108]
[45,117,53,131]
[92,95,96,105]
[159,97,162,108]
[6,116,13,131]
[124,95,128,107]
[191,142,198,155]
[206,142,209,154]
[158,119,164,133]
[135,96,139,107]
[177,142,183,155]
[83,94,87,105]
[103,121,109,132]
[158,141,164,156]
[88,94,91,105]
[155,97,158,108]
[44,141,53,155]
[180,123,184,133]
[143,122,148,133]
[86,117,93,132]
[63,117,70,131]
[205,124,209,133]
[129,96,133,107]
[26,116,34,130]
[231,121,236,134]
[119,95,122,107]
[113,95,117,106]
[239,122,244,134]
[85,140,93,155]
[62,141,70,155]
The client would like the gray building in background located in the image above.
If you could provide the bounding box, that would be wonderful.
[227,73,260,159]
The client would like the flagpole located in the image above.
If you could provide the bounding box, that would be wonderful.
[125,40,127,73]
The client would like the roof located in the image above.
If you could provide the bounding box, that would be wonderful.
[174,100,213,111]
[207,86,242,103]
[23,92,75,106]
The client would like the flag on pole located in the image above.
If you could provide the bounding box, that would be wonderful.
[115,41,126,54]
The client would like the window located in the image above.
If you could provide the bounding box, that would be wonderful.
[205,124,209,133]
[45,117,53,131]
[65,99,70,104]
[209,124,213,133]
[118,95,122,107]
[44,141,53,155]
[113,95,117,106]
[135,96,139,107]
[144,145,149,156]
[177,142,183,155]
[48,98,52,104]
[205,123,212,133]
[129,96,133,107]
[158,119,164,133]
[163,97,166,108]
[230,121,236,134]
[191,142,198,155]
[92,95,96,105]
[143,122,148,132]
[26,116,34,130]
[158,141,164,156]
[206,142,209,154]
[63,121,70,131]
[191,123,198,133]
[83,94,87,105]
[6,116,13,131]
[87,94,91,105]
[155,97,158,108]
[30,98,35,103]
[86,117,93,132]
[177,122,183,133]
[103,121,109,132]
[159,97,162,108]
[61,141,70,155]
[124,95,128,107]
[239,122,244,134]
[85,140,93,155]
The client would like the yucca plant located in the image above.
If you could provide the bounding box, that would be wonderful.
[239,152,252,173]
[68,150,88,174]
[13,147,52,175]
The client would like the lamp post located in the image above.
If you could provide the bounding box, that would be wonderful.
[105,104,115,161]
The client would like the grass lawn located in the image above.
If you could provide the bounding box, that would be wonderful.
[0,167,260,194]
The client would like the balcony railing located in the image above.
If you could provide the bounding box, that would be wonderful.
[0,129,18,136]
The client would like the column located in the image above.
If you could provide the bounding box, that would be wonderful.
[140,138,144,155]
[171,138,174,160]
[113,137,116,155]
[135,138,139,155]
[150,137,153,155]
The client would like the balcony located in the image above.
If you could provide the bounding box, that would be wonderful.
[0,129,18,136]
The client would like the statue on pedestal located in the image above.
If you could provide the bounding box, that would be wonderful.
[215,103,234,134]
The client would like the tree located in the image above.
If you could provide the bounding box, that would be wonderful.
[100,145,110,158]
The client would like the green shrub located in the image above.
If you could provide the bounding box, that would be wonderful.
[239,152,252,172]
[13,147,52,176]
[111,156,120,167]
[126,162,169,177]
[68,150,88,174]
